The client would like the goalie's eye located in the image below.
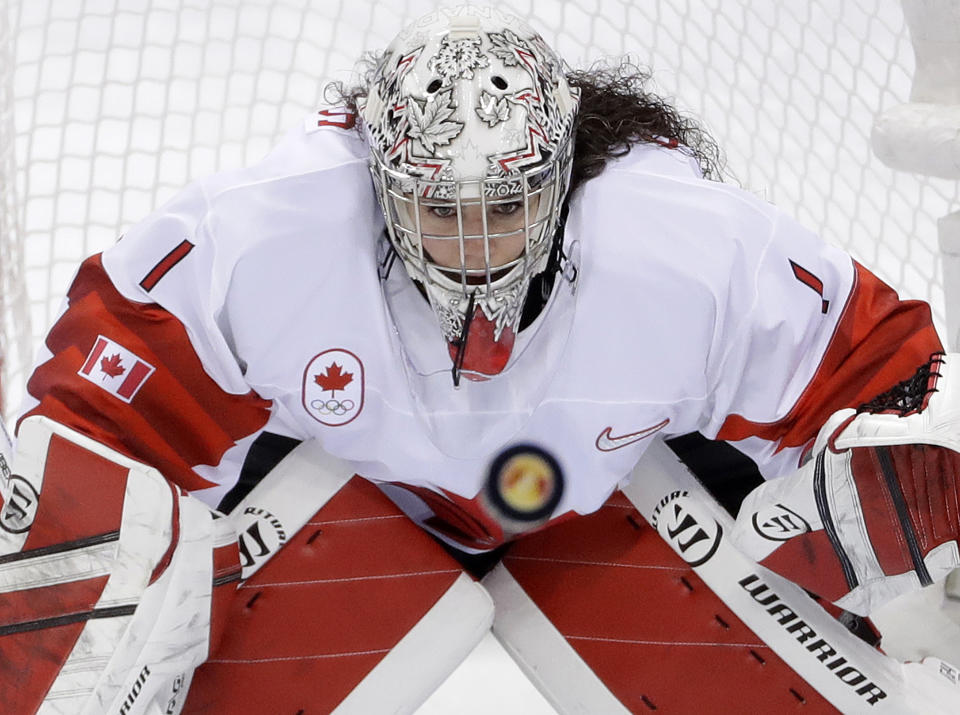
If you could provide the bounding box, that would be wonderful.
[428,204,457,219]
[426,201,522,221]
[492,200,523,216]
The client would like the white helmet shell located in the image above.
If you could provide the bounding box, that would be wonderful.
[362,7,578,193]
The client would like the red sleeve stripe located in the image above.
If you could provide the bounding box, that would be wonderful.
[148,479,180,585]
[140,240,194,292]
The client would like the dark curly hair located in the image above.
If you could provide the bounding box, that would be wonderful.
[325,54,726,195]
[566,61,725,186]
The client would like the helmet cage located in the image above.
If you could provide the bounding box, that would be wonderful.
[371,131,574,345]
[361,7,580,378]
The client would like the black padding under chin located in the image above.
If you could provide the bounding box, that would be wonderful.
[518,202,571,331]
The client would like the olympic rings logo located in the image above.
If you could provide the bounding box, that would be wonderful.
[303,350,364,426]
[310,398,356,416]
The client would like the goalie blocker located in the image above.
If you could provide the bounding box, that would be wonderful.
[732,352,960,616]
[0,416,239,715]
[0,417,492,714]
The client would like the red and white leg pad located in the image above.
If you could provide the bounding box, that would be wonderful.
[0,416,240,715]
[182,476,493,714]
[484,491,840,713]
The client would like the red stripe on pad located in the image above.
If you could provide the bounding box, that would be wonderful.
[850,448,914,578]
[0,575,111,714]
[504,499,840,712]
[0,575,111,629]
[183,478,464,714]
[148,480,179,586]
[23,433,130,552]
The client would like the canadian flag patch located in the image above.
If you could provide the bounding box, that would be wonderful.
[78,335,156,403]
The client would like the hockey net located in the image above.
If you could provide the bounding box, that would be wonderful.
[0,0,957,416]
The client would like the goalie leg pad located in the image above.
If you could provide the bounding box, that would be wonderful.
[0,416,240,715]
[484,491,839,713]
[182,476,492,715]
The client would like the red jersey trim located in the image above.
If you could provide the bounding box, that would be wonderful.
[717,262,942,453]
[140,239,194,292]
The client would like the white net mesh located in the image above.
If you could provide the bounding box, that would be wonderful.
[1,0,957,415]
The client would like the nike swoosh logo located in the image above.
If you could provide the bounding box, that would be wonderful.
[595,419,670,452]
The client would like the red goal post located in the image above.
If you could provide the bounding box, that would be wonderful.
[0,0,957,416]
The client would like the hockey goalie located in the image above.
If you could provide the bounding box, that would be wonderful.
[5,4,960,713]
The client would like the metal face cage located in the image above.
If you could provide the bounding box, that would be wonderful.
[370,135,574,346]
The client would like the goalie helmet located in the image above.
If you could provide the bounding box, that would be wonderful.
[360,6,579,384]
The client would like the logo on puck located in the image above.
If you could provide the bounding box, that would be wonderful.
[483,444,564,533]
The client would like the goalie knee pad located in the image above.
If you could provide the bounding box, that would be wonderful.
[0,416,240,715]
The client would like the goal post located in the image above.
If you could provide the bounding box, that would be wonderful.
[0,0,957,417]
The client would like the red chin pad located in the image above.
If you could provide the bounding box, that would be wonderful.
[448,306,516,380]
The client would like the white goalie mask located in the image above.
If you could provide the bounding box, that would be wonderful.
[361,6,579,384]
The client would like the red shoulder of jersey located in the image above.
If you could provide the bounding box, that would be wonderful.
[717,261,942,450]
[20,254,271,490]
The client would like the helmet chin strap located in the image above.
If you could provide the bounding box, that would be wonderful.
[448,291,516,387]
[450,291,476,387]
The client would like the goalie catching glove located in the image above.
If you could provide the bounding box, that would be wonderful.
[732,352,960,616]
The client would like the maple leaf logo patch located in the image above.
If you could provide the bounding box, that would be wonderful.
[302,349,364,427]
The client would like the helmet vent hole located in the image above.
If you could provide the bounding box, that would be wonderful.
[427,79,443,93]
[491,75,508,90]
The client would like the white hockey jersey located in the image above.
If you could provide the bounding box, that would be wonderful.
[20,111,941,551]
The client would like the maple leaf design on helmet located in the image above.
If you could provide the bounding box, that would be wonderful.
[487,30,525,66]
[476,91,511,127]
[315,362,353,396]
[429,35,489,82]
[406,88,464,153]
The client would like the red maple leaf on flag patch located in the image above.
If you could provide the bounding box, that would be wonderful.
[315,362,353,395]
[100,353,125,378]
